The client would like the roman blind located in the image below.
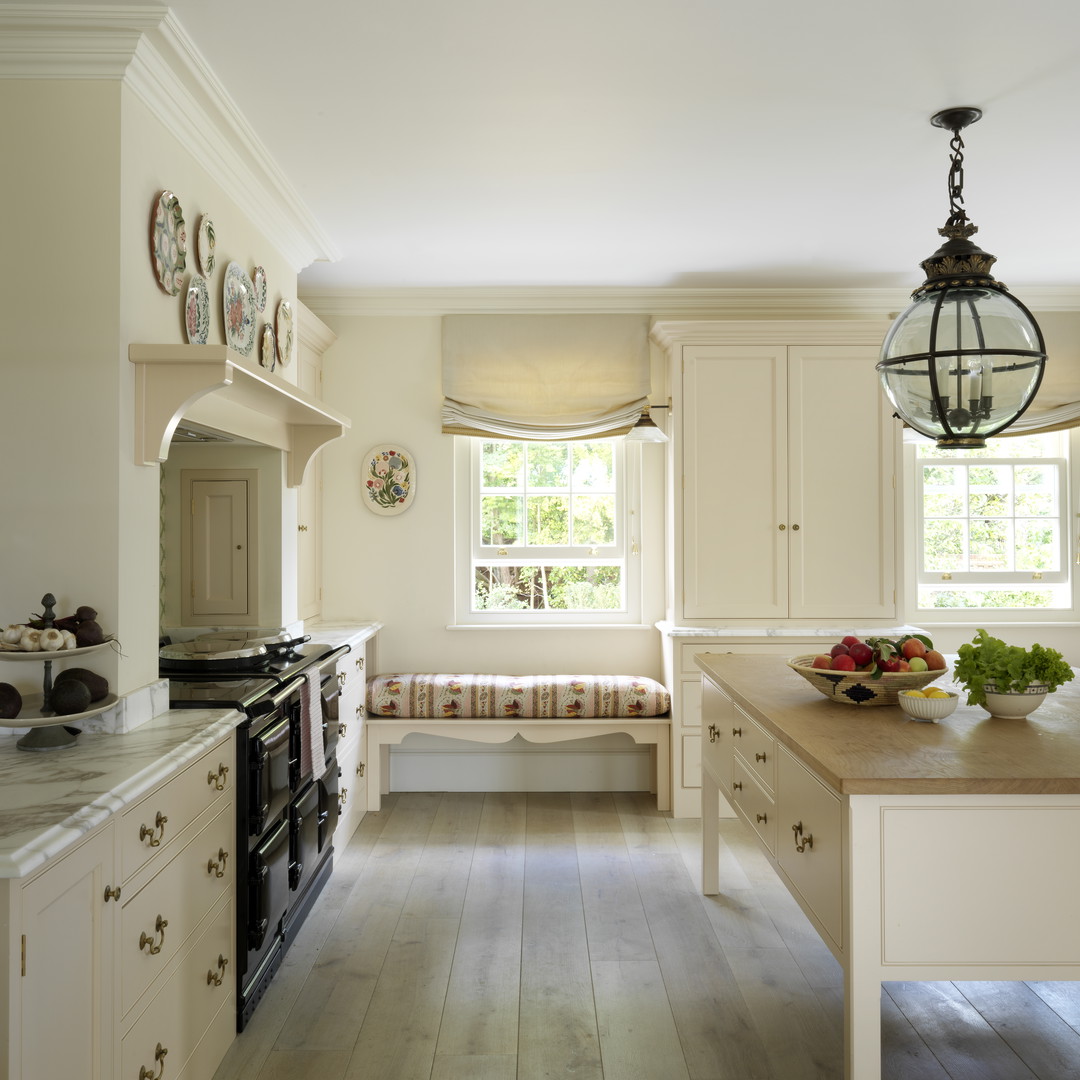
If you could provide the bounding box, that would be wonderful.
[441,314,650,440]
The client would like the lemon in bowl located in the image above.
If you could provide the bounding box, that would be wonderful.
[897,687,959,722]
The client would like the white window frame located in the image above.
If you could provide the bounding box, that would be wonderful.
[453,437,643,626]
[903,428,1078,625]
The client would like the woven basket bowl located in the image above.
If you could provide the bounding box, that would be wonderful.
[787,655,947,706]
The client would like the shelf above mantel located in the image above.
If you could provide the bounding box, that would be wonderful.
[130,344,350,487]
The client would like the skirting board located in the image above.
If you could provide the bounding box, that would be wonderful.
[388,732,652,793]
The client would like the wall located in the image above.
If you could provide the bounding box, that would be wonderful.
[316,314,667,677]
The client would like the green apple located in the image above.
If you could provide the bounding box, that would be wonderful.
[907,656,929,672]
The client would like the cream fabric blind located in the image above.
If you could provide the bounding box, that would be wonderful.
[441,314,650,440]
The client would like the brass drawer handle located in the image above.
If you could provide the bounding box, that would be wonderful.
[139,1042,168,1080]
[339,787,348,809]
[103,885,121,902]
[337,671,347,686]
[756,813,768,825]
[207,954,229,987]
[207,847,229,878]
[755,752,767,763]
[139,812,168,847]
[356,656,365,670]
[339,723,347,738]
[357,761,366,777]
[139,915,169,955]
[732,727,742,737]
[792,821,814,853]
[207,763,229,791]
[356,704,365,718]
[707,724,719,743]
[732,781,743,792]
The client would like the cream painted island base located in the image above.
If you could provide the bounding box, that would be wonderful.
[696,652,1080,1080]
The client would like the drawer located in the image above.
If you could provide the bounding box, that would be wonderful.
[120,804,233,1018]
[776,746,843,949]
[681,733,701,791]
[700,677,733,784]
[731,705,775,792]
[121,736,234,880]
[122,895,234,1076]
[335,740,367,848]
[731,757,776,855]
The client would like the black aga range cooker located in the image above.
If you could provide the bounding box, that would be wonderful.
[162,637,349,1030]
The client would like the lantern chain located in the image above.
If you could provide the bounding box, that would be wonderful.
[944,127,969,230]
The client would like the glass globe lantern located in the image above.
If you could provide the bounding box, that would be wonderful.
[877,108,1047,449]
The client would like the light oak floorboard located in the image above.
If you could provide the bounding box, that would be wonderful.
[213,791,1080,1080]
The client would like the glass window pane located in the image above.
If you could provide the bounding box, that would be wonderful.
[969,519,1010,571]
[922,464,958,486]
[527,495,569,543]
[573,494,616,545]
[482,442,524,488]
[526,443,570,488]
[923,492,964,517]
[923,520,965,572]
[572,443,614,488]
[1015,521,1059,571]
[473,564,623,611]
[481,495,522,545]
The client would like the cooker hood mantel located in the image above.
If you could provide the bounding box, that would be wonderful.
[130,344,350,486]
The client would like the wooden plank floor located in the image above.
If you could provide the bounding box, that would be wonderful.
[213,792,1080,1080]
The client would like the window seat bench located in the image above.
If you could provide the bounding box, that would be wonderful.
[364,672,671,812]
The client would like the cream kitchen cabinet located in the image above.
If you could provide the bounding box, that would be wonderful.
[332,641,369,846]
[2,730,236,1080]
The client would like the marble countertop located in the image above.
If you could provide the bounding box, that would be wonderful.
[302,620,382,652]
[657,621,925,638]
[0,707,243,879]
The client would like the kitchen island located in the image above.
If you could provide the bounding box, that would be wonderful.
[696,652,1080,1080]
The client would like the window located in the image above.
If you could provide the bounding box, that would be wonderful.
[912,432,1072,615]
[456,438,640,623]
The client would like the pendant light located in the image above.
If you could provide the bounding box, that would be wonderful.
[624,404,669,443]
[877,108,1047,449]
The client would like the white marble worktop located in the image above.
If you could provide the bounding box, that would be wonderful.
[302,619,382,652]
[0,707,241,879]
[656,621,925,639]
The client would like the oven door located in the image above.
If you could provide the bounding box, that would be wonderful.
[319,757,340,852]
[247,816,290,960]
[249,712,292,836]
[289,781,321,895]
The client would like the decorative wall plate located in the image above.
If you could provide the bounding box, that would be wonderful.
[275,300,294,367]
[363,445,416,515]
[150,190,186,296]
[252,265,267,312]
[223,261,257,356]
[196,213,216,276]
[185,274,210,344]
[261,323,276,370]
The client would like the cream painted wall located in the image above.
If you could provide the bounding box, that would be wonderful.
[317,314,667,679]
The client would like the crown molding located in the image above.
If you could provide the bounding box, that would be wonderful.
[299,283,1080,319]
[0,4,339,271]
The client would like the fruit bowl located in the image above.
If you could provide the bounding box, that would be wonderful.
[787,655,947,706]
[897,689,959,722]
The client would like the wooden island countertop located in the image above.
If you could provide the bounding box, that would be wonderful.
[694,652,1080,796]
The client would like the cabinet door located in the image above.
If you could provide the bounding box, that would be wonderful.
[682,346,788,618]
[19,826,115,1080]
[787,347,896,618]
[296,345,322,620]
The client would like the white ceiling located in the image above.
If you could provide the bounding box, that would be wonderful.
[129,1,1080,293]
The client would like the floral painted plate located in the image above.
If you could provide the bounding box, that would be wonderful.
[196,213,216,276]
[260,323,276,370]
[185,274,210,344]
[223,261,257,356]
[275,300,294,368]
[150,190,186,296]
[252,265,267,312]
[363,446,416,515]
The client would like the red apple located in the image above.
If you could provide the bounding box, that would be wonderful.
[811,655,833,669]
[831,654,856,671]
[878,656,901,673]
[848,642,873,667]
[924,649,947,671]
[841,635,862,648]
[830,643,850,658]
[901,637,928,660]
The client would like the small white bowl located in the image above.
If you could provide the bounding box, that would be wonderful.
[897,690,959,723]
[983,682,1048,719]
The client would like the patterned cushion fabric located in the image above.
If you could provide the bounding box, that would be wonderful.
[366,673,670,719]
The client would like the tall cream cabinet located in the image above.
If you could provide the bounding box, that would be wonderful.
[651,320,904,817]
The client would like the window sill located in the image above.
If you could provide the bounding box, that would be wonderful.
[446,622,656,631]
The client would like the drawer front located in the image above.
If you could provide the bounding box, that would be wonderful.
[731,757,776,855]
[121,804,233,1017]
[731,705,775,792]
[777,747,843,948]
[335,739,366,848]
[121,736,234,880]
[122,895,234,1077]
[700,677,733,786]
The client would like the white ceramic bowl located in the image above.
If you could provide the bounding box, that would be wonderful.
[982,682,1048,719]
[896,690,959,722]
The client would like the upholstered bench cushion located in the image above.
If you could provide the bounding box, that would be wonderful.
[367,673,670,719]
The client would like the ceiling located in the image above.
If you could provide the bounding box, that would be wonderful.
[122,2,1080,293]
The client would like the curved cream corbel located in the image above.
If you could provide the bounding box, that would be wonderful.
[129,344,349,486]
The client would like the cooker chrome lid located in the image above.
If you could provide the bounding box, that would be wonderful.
[158,639,269,663]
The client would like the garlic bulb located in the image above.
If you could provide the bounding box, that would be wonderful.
[18,629,41,652]
[2,624,25,645]
[61,630,78,650]
[38,628,65,652]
